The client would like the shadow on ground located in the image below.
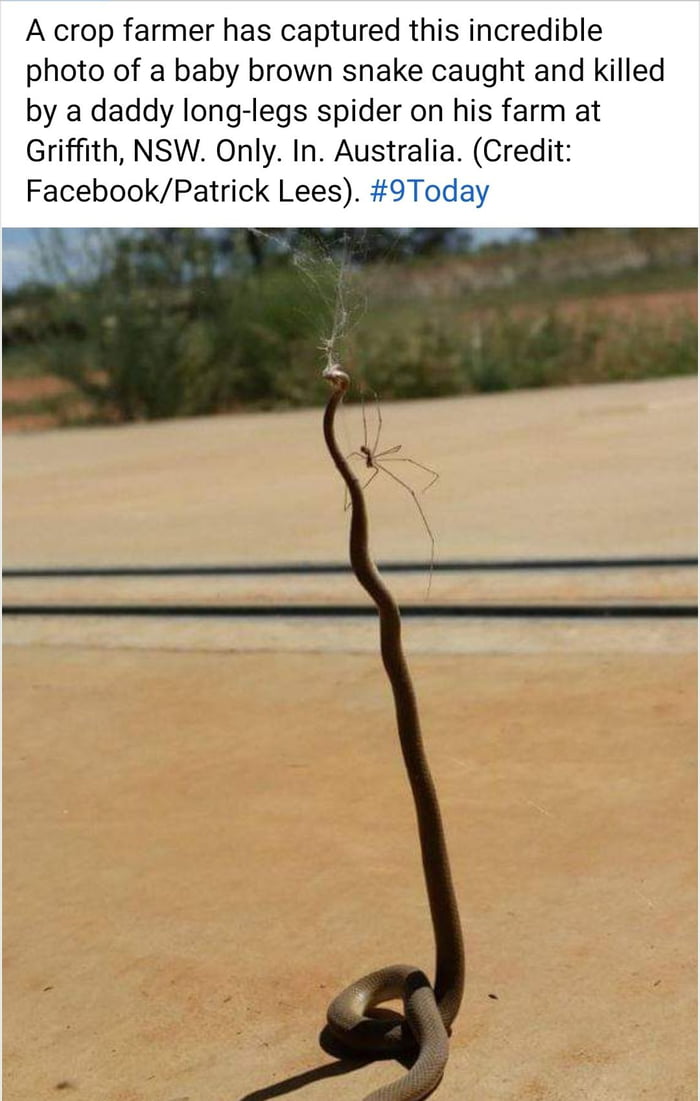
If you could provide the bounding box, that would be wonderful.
[236,1022,420,1101]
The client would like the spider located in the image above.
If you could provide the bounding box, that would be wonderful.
[346,390,439,589]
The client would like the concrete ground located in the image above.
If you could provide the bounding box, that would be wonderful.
[3,376,697,1101]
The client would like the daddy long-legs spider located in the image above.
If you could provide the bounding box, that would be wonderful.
[346,390,440,593]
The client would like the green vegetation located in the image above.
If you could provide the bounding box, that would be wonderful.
[2,228,697,427]
[358,305,697,400]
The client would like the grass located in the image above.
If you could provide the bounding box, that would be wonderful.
[352,309,697,401]
[441,262,697,313]
[2,394,70,418]
[2,343,50,379]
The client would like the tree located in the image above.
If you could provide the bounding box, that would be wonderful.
[36,229,227,421]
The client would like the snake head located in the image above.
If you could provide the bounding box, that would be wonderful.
[322,364,350,393]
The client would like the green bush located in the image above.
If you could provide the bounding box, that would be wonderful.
[210,266,335,408]
[5,228,697,425]
[357,314,464,400]
[34,232,335,421]
[460,312,604,392]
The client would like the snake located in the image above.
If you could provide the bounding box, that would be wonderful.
[321,366,465,1101]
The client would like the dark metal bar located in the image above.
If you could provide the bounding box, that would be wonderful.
[3,556,698,579]
[3,603,697,619]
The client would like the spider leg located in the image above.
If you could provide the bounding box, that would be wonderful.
[362,467,379,494]
[360,392,369,452]
[376,462,436,594]
[344,451,365,511]
[345,466,379,510]
[376,457,439,492]
[371,390,383,454]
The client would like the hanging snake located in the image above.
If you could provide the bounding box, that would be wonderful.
[321,365,465,1101]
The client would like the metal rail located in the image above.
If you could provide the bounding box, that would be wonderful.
[4,555,698,579]
[4,603,697,619]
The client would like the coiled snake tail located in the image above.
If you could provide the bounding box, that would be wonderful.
[321,366,465,1101]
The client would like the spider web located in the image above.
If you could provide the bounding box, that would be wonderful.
[249,228,440,592]
[247,228,409,384]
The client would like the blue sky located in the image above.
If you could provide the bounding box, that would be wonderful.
[2,227,531,289]
[2,228,50,287]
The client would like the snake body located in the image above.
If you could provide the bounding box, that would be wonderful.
[322,367,465,1101]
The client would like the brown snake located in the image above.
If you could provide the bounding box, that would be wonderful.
[321,366,465,1101]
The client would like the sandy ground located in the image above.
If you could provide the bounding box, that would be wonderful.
[4,377,697,567]
[3,377,697,1101]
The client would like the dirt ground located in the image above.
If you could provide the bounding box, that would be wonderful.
[3,377,697,1101]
